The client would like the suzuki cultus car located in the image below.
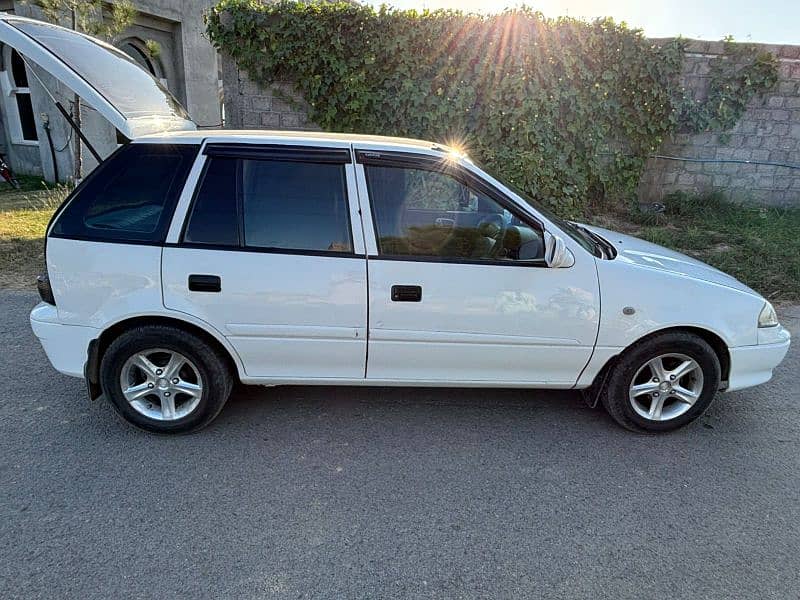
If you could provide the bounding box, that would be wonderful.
[3,15,789,433]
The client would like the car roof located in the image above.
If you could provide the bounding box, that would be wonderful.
[136,129,457,154]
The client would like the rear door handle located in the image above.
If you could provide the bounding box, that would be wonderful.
[188,274,221,293]
[391,285,422,302]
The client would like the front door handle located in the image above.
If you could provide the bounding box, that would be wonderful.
[391,285,422,302]
[188,274,221,293]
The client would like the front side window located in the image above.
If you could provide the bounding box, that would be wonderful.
[183,157,353,254]
[365,163,544,262]
[51,143,198,242]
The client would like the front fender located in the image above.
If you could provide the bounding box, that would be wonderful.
[595,259,763,349]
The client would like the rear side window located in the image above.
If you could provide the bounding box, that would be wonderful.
[183,157,353,254]
[51,143,198,243]
[242,160,351,252]
[183,157,238,246]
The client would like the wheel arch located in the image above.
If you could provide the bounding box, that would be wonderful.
[590,325,731,391]
[86,314,243,399]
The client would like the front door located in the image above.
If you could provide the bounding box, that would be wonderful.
[356,150,600,386]
[162,143,368,380]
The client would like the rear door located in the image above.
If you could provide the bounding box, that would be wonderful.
[0,14,195,138]
[162,142,368,380]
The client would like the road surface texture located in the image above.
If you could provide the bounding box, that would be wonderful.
[1,289,799,599]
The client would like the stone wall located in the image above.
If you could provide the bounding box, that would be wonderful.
[221,56,318,131]
[638,40,800,206]
[220,41,800,206]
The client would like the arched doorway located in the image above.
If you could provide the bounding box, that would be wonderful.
[118,38,167,88]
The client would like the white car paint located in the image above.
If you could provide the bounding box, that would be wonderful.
[46,237,163,328]
[162,249,369,380]
[30,130,791,396]
[354,156,600,385]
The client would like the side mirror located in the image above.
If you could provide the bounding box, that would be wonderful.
[543,232,575,268]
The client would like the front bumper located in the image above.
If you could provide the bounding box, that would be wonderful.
[30,302,98,378]
[726,325,791,392]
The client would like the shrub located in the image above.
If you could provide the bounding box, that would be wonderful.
[207,1,776,217]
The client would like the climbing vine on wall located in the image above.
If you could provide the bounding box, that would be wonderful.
[678,37,779,135]
[206,0,777,216]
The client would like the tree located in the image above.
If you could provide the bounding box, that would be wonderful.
[28,0,136,179]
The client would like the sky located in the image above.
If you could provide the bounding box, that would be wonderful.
[365,0,798,44]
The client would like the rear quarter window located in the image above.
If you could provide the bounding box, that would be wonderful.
[51,143,198,243]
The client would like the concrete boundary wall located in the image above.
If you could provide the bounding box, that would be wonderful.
[638,40,800,206]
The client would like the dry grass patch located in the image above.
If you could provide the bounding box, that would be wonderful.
[0,184,68,289]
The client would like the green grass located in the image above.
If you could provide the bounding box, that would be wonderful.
[0,182,69,289]
[6,174,52,192]
[592,191,800,303]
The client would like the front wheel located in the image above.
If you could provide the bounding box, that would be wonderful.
[100,325,233,433]
[601,332,721,433]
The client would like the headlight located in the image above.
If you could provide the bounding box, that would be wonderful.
[758,301,779,328]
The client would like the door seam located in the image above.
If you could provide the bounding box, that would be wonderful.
[350,143,370,379]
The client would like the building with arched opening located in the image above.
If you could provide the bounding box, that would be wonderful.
[0,0,222,182]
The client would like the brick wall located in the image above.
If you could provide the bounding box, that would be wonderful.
[638,40,800,206]
[221,40,800,206]
[221,56,319,131]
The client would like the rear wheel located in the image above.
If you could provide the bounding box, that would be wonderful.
[100,325,233,433]
[601,332,721,433]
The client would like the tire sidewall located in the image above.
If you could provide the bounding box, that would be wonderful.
[608,334,721,432]
[101,328,226,434]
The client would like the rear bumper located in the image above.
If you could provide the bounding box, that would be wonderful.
[726,326,791,392]
[30,303,98,378]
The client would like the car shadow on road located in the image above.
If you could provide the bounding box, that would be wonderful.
[210,382,625,439]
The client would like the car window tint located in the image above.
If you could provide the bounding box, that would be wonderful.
[241,160,352,253]
[51,143,198,243]
[183,157,239,246]
[365,164,543,262]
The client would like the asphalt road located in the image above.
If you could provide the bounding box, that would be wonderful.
[2,289,799,599]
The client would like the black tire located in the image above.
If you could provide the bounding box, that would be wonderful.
[601,331,721,433]
[100,325,234,434]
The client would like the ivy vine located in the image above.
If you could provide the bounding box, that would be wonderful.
[206,0,778,216]
[678,37,779,137]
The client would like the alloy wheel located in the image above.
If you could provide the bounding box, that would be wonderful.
[119,349,203,421]
[628,353,704,422]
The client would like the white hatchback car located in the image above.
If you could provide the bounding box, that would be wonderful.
[5,15,790,434]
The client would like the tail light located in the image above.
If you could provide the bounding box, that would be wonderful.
[36,271,55,305]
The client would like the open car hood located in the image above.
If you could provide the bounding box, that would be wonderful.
[584,224,759,296]
[0,13,196,139]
